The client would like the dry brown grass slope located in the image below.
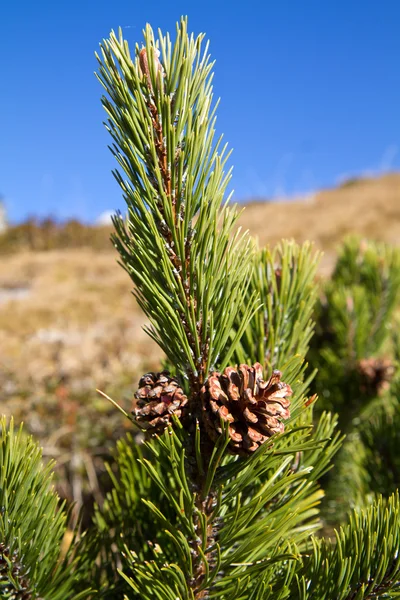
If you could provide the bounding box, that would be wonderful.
[238,173,400,271]
[2,172,400,408]
[0,249,160,396]
[0,250,161,511]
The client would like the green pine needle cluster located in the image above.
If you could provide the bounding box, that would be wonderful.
[79,408,341,599]
[294,492,400,599]
[233,241,321,372]
[0,418,91,599]
[310,236,400,420]
[96,20,258,392]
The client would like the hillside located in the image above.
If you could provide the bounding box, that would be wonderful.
[238,173,400,271]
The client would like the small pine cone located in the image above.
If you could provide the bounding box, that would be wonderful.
[357,357,395,396]
[201,363,292,455]
[133,371,188,432]
[0,543,32,599]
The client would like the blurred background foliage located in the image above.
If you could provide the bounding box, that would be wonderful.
[309,236,400,524]
[0,217,113,253]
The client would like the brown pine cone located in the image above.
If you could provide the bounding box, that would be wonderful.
[357,357,395,396]
[133,371,188,432]
[201,363,292,454]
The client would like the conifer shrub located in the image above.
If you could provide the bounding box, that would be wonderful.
[309,237,400,521]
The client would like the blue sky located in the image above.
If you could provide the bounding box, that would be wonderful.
[1,1,400,223]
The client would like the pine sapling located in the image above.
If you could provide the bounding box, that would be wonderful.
[84,18,400,599]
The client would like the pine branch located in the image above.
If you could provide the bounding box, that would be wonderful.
[232,241,320,374]
[87,392,341,598]
[96,18,258,396]
[95,23,264,596]
[292,492,400,599]
[0,418,92,599]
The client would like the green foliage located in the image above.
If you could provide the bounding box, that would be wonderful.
[233,240,320,373]
[89,404,341,599]
[78,354,342,597]
[235,493,400,599]
[74,432,179,598]
[323,383,400,522]
[0,417,91,599]
[293,492,400,599]
[308,236,400,522]
[96,19,258,388]
[360,393,400,497]
[310,236,400,421]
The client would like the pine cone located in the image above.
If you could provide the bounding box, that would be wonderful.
[133,371,188,432]
[357,357,395,396]
[0,543,32,599]
[201,363,292,454]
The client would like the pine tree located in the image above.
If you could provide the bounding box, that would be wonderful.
[2,17,400,600]
[309,237,400,522]
[310,236,400,424]
[75,18,400,599]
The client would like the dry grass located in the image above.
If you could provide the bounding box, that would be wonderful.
[1,172,400,514]
[0,249,161,519]
[238,173,400,272]
[0,249,160,394]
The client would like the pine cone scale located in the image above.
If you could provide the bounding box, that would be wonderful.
[255,400,290,418]
[228,425,243,443]
[243,406,258,423]
[201,363,292,455]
